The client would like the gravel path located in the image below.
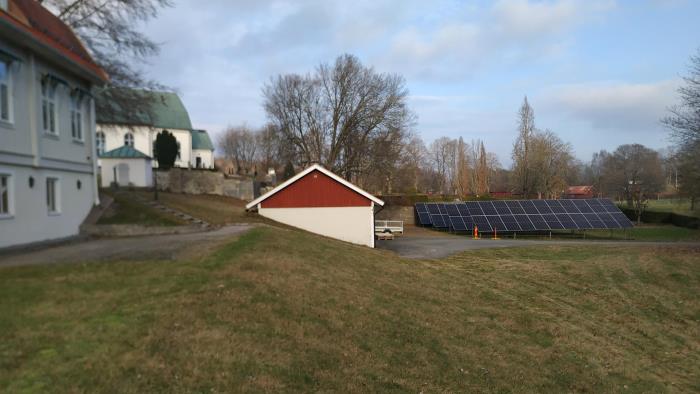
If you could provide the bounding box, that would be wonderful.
[0,225,252,268]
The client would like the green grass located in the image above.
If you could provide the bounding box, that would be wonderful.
[97,191,184,226]
[133,191,263,225]
[583,224,700,241]
[646,198,699,218]
[1,227,699,392]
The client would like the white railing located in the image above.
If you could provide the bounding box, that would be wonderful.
[375,220,404,235]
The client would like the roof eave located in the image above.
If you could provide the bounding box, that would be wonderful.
[0,14,108,84]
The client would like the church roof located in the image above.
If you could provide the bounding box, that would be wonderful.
[96,89,193,130]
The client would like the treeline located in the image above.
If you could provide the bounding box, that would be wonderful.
[217,53,698,214]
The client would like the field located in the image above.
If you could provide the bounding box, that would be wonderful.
[1,226,698,392]
[134,190,262,225]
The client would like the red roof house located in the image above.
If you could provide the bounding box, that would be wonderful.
[246,164,385,247]
[564,185,595,199]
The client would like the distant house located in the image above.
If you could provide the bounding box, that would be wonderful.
[95,89,215,171]
[246,164,384,248]
[0,0,108,248]
[564,185,595,199]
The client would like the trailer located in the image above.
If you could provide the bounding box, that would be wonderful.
[375,220,404,236]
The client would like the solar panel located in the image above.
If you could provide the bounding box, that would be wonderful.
[449,216,468,231]
[465,202,484,215]
[431,214,448,228]
[414,199,632,233]
[480,201,498,215]
[445,204,460,216]
[417,212,432,225]
[427,203,440,214]
[505,200,526,214]
[533,200,553,214]
[492,200,511,215]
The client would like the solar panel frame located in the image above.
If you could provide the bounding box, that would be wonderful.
[457,203,471,216]
[520,200,540,214]
[480,201,498,215]
[573,199,594,213]
[533,200,554,214]
[430,214,448,228]
[415,202,428,213]
[445,203,460,216]
[449,216,468,231]
[465,201,484,215]
[546,200,566,213]
[472,215,492,232]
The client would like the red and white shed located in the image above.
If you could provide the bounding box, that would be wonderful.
[245,164,384,247]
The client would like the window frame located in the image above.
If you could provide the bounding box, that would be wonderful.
[96,131,106,155]
[70,91,84,142]
[41,77,58,135]
[46,176,61,215]
[124,132,134,147]
[0,171,13,219]
[0,59,13,124]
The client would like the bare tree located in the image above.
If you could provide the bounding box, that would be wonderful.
[218,125,259,175]
[530,130,575,199]
[602,144,665,223]
[512,96,535,197]
[429,137,457,194]
[40,0,172,120]
[662,49,700,209]
[263,54,414,181]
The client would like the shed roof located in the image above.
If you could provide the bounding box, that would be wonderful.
[99,145,151,159]
[246,164,384,210]
[191,129,214,150]
[1,0,108,82]
[566,185,594,194]
[96,89,193,130]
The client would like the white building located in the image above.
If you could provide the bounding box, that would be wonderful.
[245,164,384,248]
[96,89,215,172]
[99,145,153,188]
[0,0,108,248]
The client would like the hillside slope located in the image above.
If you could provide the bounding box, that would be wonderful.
[1,227,698,392]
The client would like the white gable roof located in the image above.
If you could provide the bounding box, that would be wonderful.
[245,164,384,210]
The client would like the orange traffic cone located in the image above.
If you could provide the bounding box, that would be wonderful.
[473,225,480,239]
[492,226,499,240]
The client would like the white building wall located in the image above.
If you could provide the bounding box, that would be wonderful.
[258,205,375,247]
[192,149,214,169]
[100,158,152,187]
[0,40,99,248]
[0,166,96,248]
[97,124,193,168]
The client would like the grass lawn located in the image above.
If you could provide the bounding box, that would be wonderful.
[1,227,698,392]
[584,224,700,242]
[645,198,699,218]
[134,191,261,225]
[97,191,185,226]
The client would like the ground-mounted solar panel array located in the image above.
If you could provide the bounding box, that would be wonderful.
[415,199,633,233]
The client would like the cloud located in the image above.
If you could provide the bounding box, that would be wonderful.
[380,0,615,79]
[542,80,679,131]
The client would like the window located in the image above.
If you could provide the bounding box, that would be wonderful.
[124,132,134,147]
[96,132,105,155]
[0,60,11,122]
[70,92,83,141]
[0,173,10,216]
[0,0,7,11]
[176,141,181,160]
[41,78,57,134]
[46,177,59,214]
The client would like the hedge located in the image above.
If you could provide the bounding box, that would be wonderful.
[619,207,700,229]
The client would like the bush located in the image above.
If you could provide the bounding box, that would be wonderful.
[619,207,700,229]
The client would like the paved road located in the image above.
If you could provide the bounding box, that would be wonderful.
[377,235,700,259]
[0,225,252,268]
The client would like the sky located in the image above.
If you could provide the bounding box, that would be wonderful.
[140,0,700,166]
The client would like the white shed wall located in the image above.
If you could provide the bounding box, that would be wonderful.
[100,157,152,187]
[192,149,214,169]
[258,205,375,247]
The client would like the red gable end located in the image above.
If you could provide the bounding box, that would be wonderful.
[261,170,372,208]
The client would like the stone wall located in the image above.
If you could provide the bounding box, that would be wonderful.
[375,205,415,225]
[155,168,254,200]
